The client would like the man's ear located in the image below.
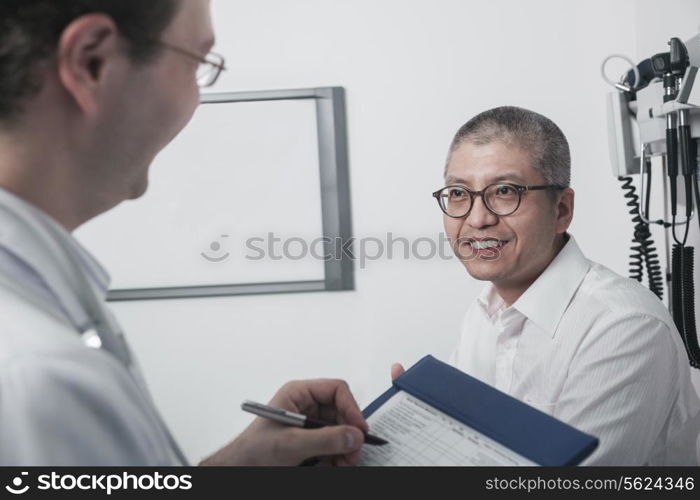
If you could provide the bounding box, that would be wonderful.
[555,187,575,234]
[56,14,121,116]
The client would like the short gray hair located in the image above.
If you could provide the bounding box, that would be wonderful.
[446,106,570,188]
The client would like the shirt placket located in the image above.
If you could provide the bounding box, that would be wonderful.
[493,309,523,393]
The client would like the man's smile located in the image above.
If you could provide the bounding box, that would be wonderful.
[458,237,511,257]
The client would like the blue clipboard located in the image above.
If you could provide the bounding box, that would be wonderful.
[363,355,598,466]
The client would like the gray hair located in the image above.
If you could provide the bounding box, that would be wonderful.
[445,106,571,188]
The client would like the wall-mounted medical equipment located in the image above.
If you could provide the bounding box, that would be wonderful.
[605,34,700,368]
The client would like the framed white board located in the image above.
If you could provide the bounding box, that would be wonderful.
[75,88,354,300]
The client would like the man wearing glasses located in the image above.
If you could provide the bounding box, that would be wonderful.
[0,0,367,466]
[396,106,700,465]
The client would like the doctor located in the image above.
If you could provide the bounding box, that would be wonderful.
[0,0,368,466]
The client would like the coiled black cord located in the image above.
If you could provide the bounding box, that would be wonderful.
[681,247,699,368]
[672,244,684,334]
[682,141,700,368]
[619,176,664,299]
[672,244,700,368]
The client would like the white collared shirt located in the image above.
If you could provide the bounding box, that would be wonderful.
[449,235,700,465]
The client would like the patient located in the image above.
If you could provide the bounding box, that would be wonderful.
[396,106,700,465]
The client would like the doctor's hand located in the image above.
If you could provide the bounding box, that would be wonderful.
[199,379,368,466]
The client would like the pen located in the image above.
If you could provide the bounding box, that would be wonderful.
[241,400,388,446]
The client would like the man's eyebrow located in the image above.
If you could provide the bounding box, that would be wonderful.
[445,175,467,185]
[490,173,528,184]
[444,173,528,185]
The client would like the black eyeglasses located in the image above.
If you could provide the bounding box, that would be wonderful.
[152,40,227,88]
[432,183,565,218]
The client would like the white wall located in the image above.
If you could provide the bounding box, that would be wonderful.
[105,0,700,462]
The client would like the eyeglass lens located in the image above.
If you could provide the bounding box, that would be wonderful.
[440,184,521,217]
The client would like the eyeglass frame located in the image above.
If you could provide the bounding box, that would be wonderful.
[432,182,566,218]
[149,39,227,88]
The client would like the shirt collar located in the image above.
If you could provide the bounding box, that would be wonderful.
[0,187,112,299]
[512,235,590,337]
[476,282,506,319]
[476,235,590,337]
[0,187,133,367]
[70,236,111,298]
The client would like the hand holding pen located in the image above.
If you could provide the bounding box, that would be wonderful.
[242,400,388,445]
[201,379,375,466]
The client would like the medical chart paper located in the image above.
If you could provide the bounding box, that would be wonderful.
[360,391,536,466]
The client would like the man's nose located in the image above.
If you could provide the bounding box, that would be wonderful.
[466,195,499,228]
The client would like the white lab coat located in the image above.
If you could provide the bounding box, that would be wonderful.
[0,188,187,465]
